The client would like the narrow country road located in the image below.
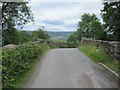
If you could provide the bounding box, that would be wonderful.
[23,48,116,88]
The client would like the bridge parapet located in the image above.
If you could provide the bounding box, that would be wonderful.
[81,38,120,61]
[48,42,79,48]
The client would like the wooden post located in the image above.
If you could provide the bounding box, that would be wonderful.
[96,42,99,52]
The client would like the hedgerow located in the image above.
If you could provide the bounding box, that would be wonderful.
[2,42,49,89]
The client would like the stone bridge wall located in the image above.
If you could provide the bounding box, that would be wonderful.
[81,38,120,61]
[36,39,79,48]
[48,42,79,48]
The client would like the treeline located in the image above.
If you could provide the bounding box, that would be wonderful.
[2,2,50,46]
[3,27,50,46]
[10,28,50,45]
[68,1,120,42]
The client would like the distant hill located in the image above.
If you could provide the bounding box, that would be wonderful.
[47,31,74,41]
[23,30,74,41]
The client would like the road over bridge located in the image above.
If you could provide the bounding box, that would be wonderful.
[24,48,117,88]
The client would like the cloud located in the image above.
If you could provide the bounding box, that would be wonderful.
[30,0,101,2]
[23,2,103,31]
[42,20,63,25]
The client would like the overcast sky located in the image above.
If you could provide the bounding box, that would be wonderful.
[22,0,104,31]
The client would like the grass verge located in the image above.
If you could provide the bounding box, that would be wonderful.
[78,43,119,74]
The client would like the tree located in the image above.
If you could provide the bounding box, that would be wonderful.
[18,31,31,44]
[101,1,120,41]
[77,13,104,40]
[2,2,33,45]
[90,20,104,39]
[77,13,92,38]
[3,27,19,45]
[32,28,50,41]
[67,32,77,42]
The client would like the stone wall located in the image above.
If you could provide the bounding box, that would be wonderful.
[81,38,120,61]
[48,42,79,48]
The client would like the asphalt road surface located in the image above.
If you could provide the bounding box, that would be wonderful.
[24,48,116,88]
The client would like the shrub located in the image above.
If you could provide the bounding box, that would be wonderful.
[2,42,49,89]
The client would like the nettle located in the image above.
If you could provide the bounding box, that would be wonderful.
[2,42,44,88]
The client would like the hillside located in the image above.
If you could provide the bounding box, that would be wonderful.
[25,30,74,41]
[47,31,74,41]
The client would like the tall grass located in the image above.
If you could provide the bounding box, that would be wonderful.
[78,43,119,74]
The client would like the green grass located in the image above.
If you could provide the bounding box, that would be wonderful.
[12,44,50,88]
[78,43,119,74]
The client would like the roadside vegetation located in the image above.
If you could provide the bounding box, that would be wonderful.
[2,42,50,88]
[78,43,119,74]
[2,29,50,89]
[2,23,50,89]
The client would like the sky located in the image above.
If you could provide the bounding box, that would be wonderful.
[22,0,104,31]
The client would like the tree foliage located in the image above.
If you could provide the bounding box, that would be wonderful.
[67,32,78,42]
[18,30,31,44]
[101,1,120,41]
[2,2,33,45]
[77,13,104,41]
[32,28,50,41]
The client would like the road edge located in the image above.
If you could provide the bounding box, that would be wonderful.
[98,62,119,88]
[99,62,119,77]
[22,49,50,88]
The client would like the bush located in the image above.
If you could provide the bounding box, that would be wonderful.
[2,42,49,89]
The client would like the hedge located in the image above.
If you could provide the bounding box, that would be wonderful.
[2,42,49,89]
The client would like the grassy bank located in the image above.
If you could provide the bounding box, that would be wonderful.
[2,42,50,89]
[78,43,119,74]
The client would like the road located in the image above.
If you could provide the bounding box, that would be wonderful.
[23,48,116,88]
